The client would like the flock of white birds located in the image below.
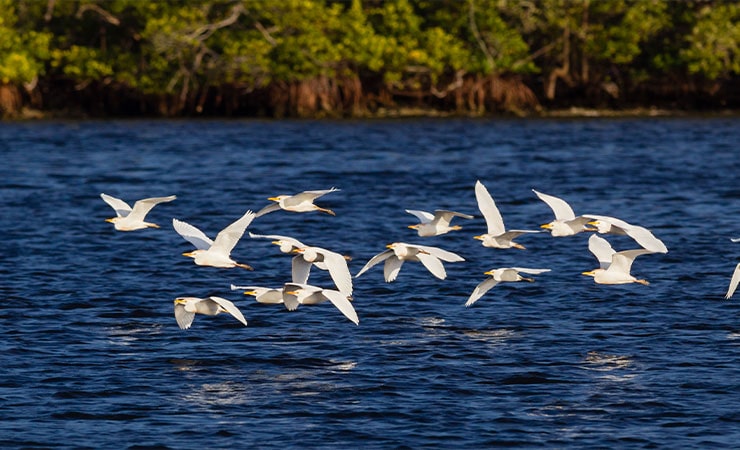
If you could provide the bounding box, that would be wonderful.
[101,181,740,330]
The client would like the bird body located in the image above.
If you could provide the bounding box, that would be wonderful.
[101,193,176,231]
[465,267,550,306]
[232,284,301,310]
[355,242,464,282]
[173,296,247,329]
[533,189,595,237]
[473,181,539,248]
[256,188,339,217]
[406,209,473,237]
[582,234,652,285]
[173,210,255,269]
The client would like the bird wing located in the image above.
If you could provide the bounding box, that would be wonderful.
[255,203,281,218]
[608,249,653,275]
[475,180,506,235]
[174,303,195,330]
[416,252,447,280]
[406,209,435,224]
[280,284,302,311]
[726,263,740,299]
[731,238,740,243]
[383,256,404,282]
[465,278,500,307]
[512,267,551,275]
[317,248,353,295]
[623,225,668,254]
[355,250,393,278]
[588,234,616,269]
[584,214,631,231]
[292,255,312,284]
[127,195,176,222]
[172,218,213,250]
[212,210,255,254]
[501,229,541,239]
[284,188,339,207]
[411,244,465,262]
[208,296,248,327]
[532,189,576,221]
[321,289,359,325]
[100,193,132,217]
[432,210,474,227]
[248,231,305,247]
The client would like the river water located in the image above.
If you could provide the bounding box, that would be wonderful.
[1,117,739,448]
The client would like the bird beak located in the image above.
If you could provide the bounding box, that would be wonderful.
[587,220,599,226]
[284,290,298,295]
[243,291,257,296]
[540,223,553,229]
[267,196,280,201]
[407,225,418,230]
[292,248,304,254]
[581,270,595,277]
[483,271,494,276]
[182,251,195,258]
[173,298,185,305]
[105,218,114,223]
[270,240,281,245]
[385,244,394,249]
[473,235,482,240]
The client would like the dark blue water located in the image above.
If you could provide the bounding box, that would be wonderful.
[1,117,739,448]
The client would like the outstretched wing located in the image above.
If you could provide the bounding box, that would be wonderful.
[588,234,616,269]
[255,203,281,218]
[355,249,393,278]
[406,209,435,224]
[608,249,653,276]
[172,218,213,250]
[321,289,359,325]
[475,181,506,235]
[318,249,353,295]
[212,210,255,254]
[284,188,339,207]
[383,256,404,282]
[248,231,305,248]
[411,244,465,262]
[433,210,474,228]
[624,225,668,254]
[208,296,248,327]
[128,195,176,222]
[532,189,576,221]
[100,193,132,217]
[416,253,447,280]
[292,255,312,284]
[726,263,740,299]
[512,268,551,275]
[465,278,500,307]
[174,303,195,330]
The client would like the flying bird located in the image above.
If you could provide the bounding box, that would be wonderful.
[473,180,540,249]
[406,209,474,237]
[533,189,595,237]
[173,296,247,330]
[465,267,550,307]
[256,188,340,217]
[726,263,740,299]
[582,234,653,285]
[101,193,176,231]
[231,284,300,310]
[283,283,359,325]
[355,242,464,282]
[173,210,255,269]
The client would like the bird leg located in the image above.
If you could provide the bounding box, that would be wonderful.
[317,207,336,216]
[236,263,254,271]
[635,279,649,285]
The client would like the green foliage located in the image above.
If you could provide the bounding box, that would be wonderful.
[682,3,740,78]
[0,0,51,84]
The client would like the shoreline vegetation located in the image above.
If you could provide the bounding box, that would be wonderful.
[1,1,739,120]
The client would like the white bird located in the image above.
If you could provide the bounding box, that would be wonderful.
[249,233,352,294]
[473,180,540,249]
[584,214,668,253]
[173,296,247,330]
[283,283,359,325]
[256,188,340,217]
[582,234,652,285]
[731,238,740,243]
[726,263,740,299]
[355,242,464,282]
[465,267,550,307]
[231,284,300,310]
[406,209,474,237]
[101,193,176,231]
[533,189,595,237]
[173,210,255,269]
